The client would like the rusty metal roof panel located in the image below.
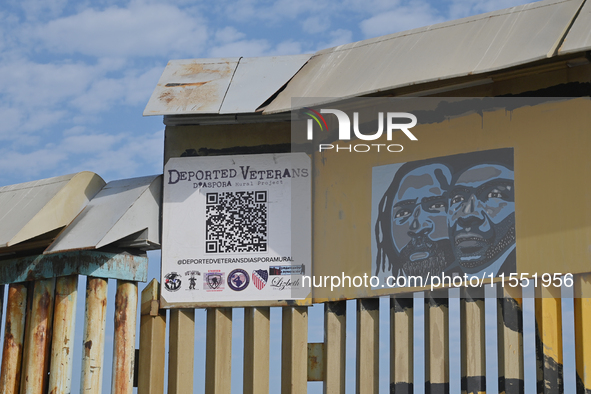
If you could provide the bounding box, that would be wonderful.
[264,0,584,114]
[143,58,240,116]
[219,54,312,114]
[45,175,162,253]
[0,172,105,250]
[558,0,591,55]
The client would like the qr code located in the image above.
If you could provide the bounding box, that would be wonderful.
[205,191,268,253]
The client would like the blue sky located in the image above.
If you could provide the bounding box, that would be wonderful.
[0,0,537,187]
[2,0,578,393]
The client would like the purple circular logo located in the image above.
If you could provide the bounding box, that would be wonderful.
[227,269,249,291]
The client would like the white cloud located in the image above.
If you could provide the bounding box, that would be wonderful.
[223,0,334,24]
[209,39,271,58]
[316,29,353,51]
[0,106,23,141]
[61,133,124,153]
[72,78,125,113]
[0,59,98,107]
[69,65,162,113]
[342,0,402,13]
[18,0,69,21]
[274,41,304,55]
[122,66,165,106]
[359,4,444,38]
[215,26,246,44]
[72,129,164,179]
[209,38,307,58]
[21,110,68,133]
[448,0,534,20]
[0,148,67,180]
[302,16,330,34]
[29,1,208,58]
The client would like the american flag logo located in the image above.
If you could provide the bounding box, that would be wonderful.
[252,269,268,290]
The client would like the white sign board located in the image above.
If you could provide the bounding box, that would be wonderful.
[161,153,311,307]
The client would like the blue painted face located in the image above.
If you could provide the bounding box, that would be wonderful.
[390,164,452,266]
[448,164,515,269]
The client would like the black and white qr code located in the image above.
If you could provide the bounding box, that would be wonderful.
[205,191,268,253]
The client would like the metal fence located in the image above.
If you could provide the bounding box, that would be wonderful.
[1,274,590,393]
[0,276,137,394]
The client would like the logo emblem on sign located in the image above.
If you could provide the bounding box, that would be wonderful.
[164,272,182,292]
[185,270,200,290]
[252,269,268,290]
[228,269,250,291]
[205,272,224,291]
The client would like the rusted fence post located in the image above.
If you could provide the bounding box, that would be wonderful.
[138,279,166,394]
[112,280,138,394]
[357,298,379,394]
[244,307,270,394]
[281,306,308,394]
[324,301,346,394]
[20,278,56,394]
[80,276,108,394]
[391,297,413,394]
[0,283,27,393]
[48,275,79,394]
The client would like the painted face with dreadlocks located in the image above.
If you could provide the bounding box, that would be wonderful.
[388,163,455,278]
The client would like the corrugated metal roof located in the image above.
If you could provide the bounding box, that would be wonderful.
[143,55,311,116]
[558,0,591,54]
[0,172,105,250]
[143,58,240,116]
[263,0,584,113]
[45,175,162,254]
[219,55,311,114]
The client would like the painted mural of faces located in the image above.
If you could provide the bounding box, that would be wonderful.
[448,164,515,272]
[390,163,454,277]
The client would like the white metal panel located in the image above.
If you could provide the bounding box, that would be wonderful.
[558,0,591,54]
[0,172,105,248]
[45,175,162,253]
[0,174,73,247]
[219,55,311,114]
[143,58,239,116]
[263,0,584,114]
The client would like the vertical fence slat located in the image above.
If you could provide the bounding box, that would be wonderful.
[244,307,270,394]
[461,286,486,394]
[425,290,449,394]
[20,278,56,394]
[48,275,79,394]
[535,284,563,394]
[281,306,308,394]
[111,280,138,394]
[80,276,108,394]
[574,273,591,393]
[0,284,4,331]
[206,308,232,394]
[168,309,195,394]
[356,298,379,394]
[391,297,413,394]
[324,301,346,394]
[0,284,28,393]
[497,284,524,394]
[138,279,165,394]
